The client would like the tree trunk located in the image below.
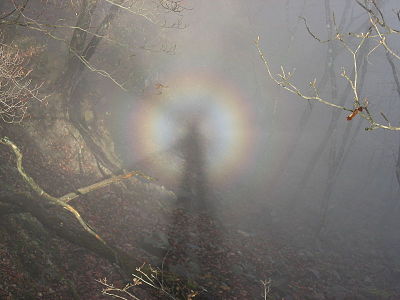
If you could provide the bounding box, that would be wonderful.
[62,0,128,176]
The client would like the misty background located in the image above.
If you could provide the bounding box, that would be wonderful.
[107,0,400,252]
[108,0,400,293]
[1,0,400,299]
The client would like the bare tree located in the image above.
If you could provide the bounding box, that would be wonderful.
[0,1,202,298]
[0,40,46,123]
[0,0,188,175]
[256,0,400,237]
[256,0,400,131]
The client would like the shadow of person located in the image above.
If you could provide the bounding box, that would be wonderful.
[176,118,208,211]
[163,116,232,298]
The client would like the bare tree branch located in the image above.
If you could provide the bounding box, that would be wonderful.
[0,40,47,123]
[256,0,400,131]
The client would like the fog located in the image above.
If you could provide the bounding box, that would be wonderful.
[1,0,400,299]
[115,0,400,244]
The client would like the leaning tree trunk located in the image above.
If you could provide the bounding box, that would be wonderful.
[0,191,141,275]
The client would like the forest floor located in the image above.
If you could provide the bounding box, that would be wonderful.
[0,131,400,300]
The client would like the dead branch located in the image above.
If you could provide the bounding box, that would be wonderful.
[59,170,154,203]
[256,0,400,131]
[0,136,143,275]
[299,16,331,43]
[0,136,109,243]
[0,135,197,297]
[0,0,183,91]
[0,41,46,123]
[97,263,200,300]
[255,37,351,112]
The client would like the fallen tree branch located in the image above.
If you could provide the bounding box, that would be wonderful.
[59,170,154,202]
[0,136,133,274]
[0,136,200,296]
